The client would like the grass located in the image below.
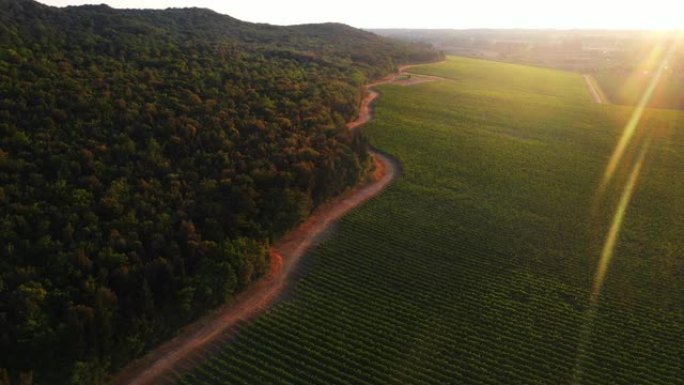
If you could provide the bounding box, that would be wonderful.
[176,56,684,385]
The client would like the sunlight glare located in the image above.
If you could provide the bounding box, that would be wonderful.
[574,33,684,385]
[593,138,651,297]
[572,137,651,385]
[597,41,675,196]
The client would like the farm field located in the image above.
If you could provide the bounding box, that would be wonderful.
[176,57,684,384]
[593,70,684,110]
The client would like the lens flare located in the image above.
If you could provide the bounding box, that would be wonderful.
[593,138,651,297]
[572,137,651,385]
[597,43,674,197]
[573,32,684,385]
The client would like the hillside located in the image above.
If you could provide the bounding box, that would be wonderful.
[0,1,443,384]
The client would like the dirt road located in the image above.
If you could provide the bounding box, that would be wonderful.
[109,66,411,385]
[584,74,608,104]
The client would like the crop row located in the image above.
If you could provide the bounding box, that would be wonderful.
[175,58,684,385]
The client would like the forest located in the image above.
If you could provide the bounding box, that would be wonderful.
[0,1,443,383]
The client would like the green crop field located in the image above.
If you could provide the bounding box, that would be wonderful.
[593,70,684,110]
[176,57,684,385]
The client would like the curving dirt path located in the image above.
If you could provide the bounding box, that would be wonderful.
[584,74,608,104]
[108,65,420,385]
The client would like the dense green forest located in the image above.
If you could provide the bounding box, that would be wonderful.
[0,1,442,383]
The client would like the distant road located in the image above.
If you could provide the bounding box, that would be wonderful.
[583,74,608,104]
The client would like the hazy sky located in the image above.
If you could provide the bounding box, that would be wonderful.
[38,0,683,30]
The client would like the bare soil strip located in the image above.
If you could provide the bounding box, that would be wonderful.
[584,74,608,104]
[109,68,408,385]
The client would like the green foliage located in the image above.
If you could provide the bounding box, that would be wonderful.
[179,57,684,384]
[70,361,107,385]
[0,0,442,384]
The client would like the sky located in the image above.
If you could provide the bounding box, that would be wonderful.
[38,0,683,30]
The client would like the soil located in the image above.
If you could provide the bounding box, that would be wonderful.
[392,76,437,86]
[584,74,608,104]
[108,65,411,385]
